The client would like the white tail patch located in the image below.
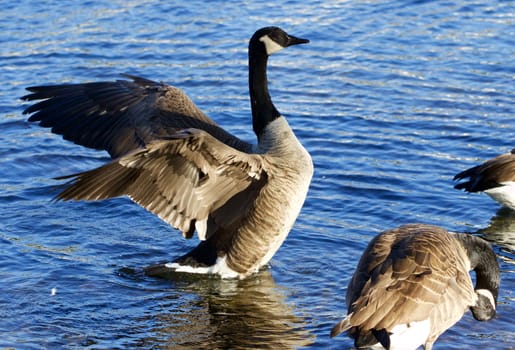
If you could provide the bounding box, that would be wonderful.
[165,256,240,279]
[485,181,515,209]
[387,320,430,350]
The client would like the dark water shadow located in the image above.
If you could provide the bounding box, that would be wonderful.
[477,207,515,257]
[120,269,315,349]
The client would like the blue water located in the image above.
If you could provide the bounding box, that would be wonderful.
[1,0,514,348]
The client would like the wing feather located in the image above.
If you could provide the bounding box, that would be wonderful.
[346,224,472,332]
[22,75,252,158]
[454,150,515,192]
[55,129,264,240]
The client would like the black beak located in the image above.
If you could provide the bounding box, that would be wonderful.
[287,34,310,47]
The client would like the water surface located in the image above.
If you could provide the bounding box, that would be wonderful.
[1,0,514,349]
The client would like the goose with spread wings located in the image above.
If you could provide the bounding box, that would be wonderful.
[454,149,515,210]
[22,26,313,279]
[330,224,500,350]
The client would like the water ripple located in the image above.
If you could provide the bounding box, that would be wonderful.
[1,0,514,348]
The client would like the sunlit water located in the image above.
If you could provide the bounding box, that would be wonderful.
[1,1,514,349]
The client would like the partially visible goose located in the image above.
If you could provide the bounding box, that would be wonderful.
[21,27,313,279]
[454,149,515,210]
[330,224,500,350]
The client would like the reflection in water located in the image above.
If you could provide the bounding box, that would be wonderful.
[143,270,314,349]
[478,208,515,264]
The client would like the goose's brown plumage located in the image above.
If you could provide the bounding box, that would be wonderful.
[331,224,500,350]
[454,149,515,209]
[22,27,313,279]
[23,74,252,158]
[56,129,265,240]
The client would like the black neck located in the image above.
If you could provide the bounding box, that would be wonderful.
[456,234,500,300]
[249,50,280,139]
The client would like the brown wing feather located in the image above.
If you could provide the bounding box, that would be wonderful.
[22,75,252,158]
[346,224,474,333]
[454,150,515,192]
[55,129,264,240]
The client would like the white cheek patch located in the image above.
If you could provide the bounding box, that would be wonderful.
[259,34,285,55]
[476,289,496,310]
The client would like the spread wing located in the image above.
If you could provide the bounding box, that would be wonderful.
[55,128,265,241]
[454,149,515,192]
[22,74,252,158]
[345,224,473,332]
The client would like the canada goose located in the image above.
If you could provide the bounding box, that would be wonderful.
[22,27,313,279]
[330,224,500,350]
[454,149,515,210]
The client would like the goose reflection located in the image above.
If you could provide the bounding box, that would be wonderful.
[144,270,314,349]
[477,208,515,265]
[477,207,515,257]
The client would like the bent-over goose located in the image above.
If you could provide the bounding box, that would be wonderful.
[330,224,500,350]
[22,27,313,279]
[454,149,515,210]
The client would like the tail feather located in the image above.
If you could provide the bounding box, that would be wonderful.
[453,180,472,191]
[330,315,352,338]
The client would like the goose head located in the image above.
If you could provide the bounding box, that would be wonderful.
[250,26,309,57]
[471,289,497,321]
[457,233,500,322]
[247,27,309,139]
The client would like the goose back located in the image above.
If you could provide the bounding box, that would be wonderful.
[331,223,500,349]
